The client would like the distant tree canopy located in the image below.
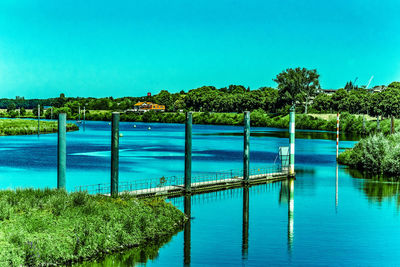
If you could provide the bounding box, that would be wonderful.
[274,67,320,114]
[0,68,398,117]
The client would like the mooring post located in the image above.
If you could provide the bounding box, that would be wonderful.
[243,111,250,183]
[289,106,295,177]
[377,115,380,131]
[185,112,192,193]
[37,104,40,135]
[57,113,66,189]
[391,116,395,134]
[336,113,340,159]
[111,112,120,197]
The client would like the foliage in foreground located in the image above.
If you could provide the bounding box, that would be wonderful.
[0,119,78,135]
[0,189,185,266]
[338,133,400,176]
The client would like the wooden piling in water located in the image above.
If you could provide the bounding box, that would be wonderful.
[57,113,66,189]
[185,112,193,193]
[243,111,250,183]
[111,112,120,197]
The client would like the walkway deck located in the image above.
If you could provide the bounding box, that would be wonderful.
[126,171,288,198]
[76,166,289,198]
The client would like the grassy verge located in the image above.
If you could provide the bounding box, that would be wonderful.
[0,189,185,266]
[0,119,78,135]
[338,133,400,176]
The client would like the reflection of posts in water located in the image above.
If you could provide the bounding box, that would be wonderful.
[242,186,249,258]
[336,164,339,211]
[184,195,191,266]
[288,179,294,253]
[279,179,294,254]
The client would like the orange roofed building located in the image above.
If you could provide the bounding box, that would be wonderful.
[131,102,165,113]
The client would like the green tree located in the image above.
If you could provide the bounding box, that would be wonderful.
[274,67,320,113]
[6,103,16,112]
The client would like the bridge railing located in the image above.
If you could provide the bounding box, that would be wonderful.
[74,165,285,195]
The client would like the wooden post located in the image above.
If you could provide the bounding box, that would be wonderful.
[289,106,295,176]
[243,111,250,183]
[111,112,120,197]
[185,112,192,193]
[57,113,66,189]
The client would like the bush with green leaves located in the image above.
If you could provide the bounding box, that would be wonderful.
[0,189,185,266]
[338,133,400,176]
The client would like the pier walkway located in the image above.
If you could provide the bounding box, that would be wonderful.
[75,166,289,198]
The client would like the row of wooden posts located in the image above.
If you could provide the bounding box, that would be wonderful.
[55,110,296,195]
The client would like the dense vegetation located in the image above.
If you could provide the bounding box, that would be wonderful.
[0,119,78,135]
[0,189,185,266]
[0,69,398,118]
[338,133,400,176]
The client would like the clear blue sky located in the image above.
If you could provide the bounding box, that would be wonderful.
[0,0,399,98]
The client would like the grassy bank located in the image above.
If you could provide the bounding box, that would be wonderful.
[0,189,185,266]
[0,119,78,135]
[84,110,393,135]
[338,133,400,176]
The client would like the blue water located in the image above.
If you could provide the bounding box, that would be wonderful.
[2,121,399,266]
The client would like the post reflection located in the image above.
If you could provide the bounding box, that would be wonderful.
[280,179,294,254]
[184,194,191,266]
[242,186,249,259]
[336,164,339,212]
[288,178,294,253]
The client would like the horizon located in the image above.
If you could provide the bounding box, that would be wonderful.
[1,0,399,98]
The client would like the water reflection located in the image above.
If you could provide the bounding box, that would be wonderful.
[75,233,177,267]
[184,194,191,266]
[196,130,360,141]
[336,164,339,211]
[346,168,400,205]
[280,179,294,253]
[242,186,249,259]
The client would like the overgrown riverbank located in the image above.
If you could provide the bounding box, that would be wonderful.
[83,110,393,135]
[0,119,78,135]
[0,189,185,266]
[338,133,400,177]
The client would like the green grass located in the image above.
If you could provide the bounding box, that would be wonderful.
[0,119,78,135]
[0,189,185,266]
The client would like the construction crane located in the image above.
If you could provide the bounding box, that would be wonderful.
[365,75,374,89]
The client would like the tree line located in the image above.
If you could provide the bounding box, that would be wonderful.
[1,68,399,117]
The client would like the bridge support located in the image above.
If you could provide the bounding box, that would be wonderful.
[185,112,192,193]
[243,111,250,184]
[289,106,295,177]
[111,112,120,197]
[57,113,66,189]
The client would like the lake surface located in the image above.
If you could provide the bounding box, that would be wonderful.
[1,121,400,266]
